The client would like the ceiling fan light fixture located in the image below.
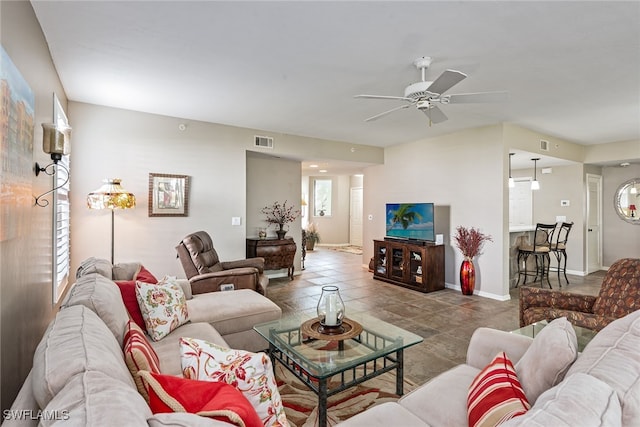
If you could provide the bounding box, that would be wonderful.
[355,56,505,125]
[404,81,435,99]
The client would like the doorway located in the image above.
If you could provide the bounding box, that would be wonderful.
[350,187,363,246]
[586,174,603,273]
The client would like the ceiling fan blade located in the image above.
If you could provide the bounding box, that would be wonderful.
[426,69,467,95]
[422,106,448,124]
[355,94,414,102]
[365,104,410,122]
[445,91,508,104]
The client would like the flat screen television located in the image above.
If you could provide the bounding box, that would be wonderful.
[385,203,435,242]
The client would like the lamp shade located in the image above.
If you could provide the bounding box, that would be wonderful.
[42,123,70,157]
[630,204,637,211]
[87,179,136,210]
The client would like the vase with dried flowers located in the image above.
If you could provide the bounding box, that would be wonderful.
[261,200,300,239]
[453,226,493,295]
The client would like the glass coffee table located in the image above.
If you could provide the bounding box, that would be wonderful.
[254,312,423,427]
[511,320,597,351]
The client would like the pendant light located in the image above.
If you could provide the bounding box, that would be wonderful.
[531,158,540,190]
[508,153,515,188]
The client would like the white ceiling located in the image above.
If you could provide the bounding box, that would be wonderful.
[31,1,640,171]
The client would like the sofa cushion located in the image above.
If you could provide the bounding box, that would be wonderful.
[514,317,577,403]
[399,364,479,426]
[39,371,151,427]
[113,262,142,281]
[138,370,262,427]
[75,257,113,280]
[149,322,228,376]
[500,373,621,427]
[566,309,640,426]
[180,337,288,427]
[123,321,161,401]
[62,273,130,345]
[186,289,281,336]
[335,402,430,427]
[467,352,530,427]
[32,305,135,408]
[137,278,190,341]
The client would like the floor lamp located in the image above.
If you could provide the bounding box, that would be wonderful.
[87,179,136,264]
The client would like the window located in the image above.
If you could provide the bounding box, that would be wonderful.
[52,94,70,303]
[313,179,332,216]
[53,154,70,303]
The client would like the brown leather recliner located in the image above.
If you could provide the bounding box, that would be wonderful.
[176,231,269,295]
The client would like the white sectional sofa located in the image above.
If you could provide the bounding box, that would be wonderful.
[339,309,640,426]
[3,258,282,427]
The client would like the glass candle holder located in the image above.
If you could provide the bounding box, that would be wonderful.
[317,285,345,330]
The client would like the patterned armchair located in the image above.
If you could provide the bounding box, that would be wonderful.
[519,258,640,331]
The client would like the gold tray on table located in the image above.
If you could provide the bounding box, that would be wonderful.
[300,318,363,341]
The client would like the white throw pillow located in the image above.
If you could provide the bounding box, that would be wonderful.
[179,337,288,427]
[136,277,189,341]
[514,317,577,403]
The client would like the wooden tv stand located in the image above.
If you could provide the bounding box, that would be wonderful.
[373,239,444,293]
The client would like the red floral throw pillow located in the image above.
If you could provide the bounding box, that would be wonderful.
[468,352,530,427]
[180,337,288,427]
[137,370,262,427]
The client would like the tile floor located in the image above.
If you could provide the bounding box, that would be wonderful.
[267,246,605,385]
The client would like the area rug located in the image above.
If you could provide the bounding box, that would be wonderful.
[326,245,363,255]
[275,362,416,427]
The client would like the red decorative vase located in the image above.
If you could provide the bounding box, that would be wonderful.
[460,257,475,295]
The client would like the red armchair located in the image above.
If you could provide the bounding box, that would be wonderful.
[519,258,640,331]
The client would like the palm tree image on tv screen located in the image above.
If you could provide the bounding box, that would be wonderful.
[386,203,435,241]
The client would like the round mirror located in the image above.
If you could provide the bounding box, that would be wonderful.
[614,178,640,224]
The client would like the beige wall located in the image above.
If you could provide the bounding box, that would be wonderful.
[68,102,381,278]
[364,125,509,299]
[585,139,640,165]
[0,0,69,412]
[602,164,640,265]
[246,152,302,273]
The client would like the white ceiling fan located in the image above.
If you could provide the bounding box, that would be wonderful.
[355,57,507,125]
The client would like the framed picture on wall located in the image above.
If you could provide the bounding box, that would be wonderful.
[148,173,190,217]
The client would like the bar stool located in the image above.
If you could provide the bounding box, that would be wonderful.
[516,223,556,288]
[549,222,573,286]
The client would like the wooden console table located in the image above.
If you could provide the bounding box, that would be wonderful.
[246,237,297,279]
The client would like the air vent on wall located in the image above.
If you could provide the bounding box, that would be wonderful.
[254,135,274,149]
[540,140,549,151]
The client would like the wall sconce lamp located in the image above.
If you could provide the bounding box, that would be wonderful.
[87,179,136,264]
[508,153,515,188]
[531,158,540,191]
[34,123,71,207]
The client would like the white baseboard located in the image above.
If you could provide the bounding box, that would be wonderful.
[444,283,511,301]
